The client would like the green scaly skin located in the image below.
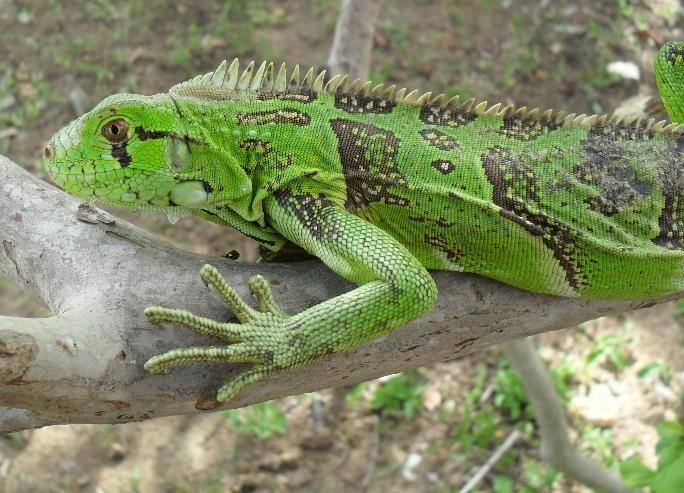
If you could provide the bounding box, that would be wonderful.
[44,42,684,401]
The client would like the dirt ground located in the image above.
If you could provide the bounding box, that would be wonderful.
[0,0,683,491]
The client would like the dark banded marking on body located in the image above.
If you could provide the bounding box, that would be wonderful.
[653,193,684,249]
[111,143,132,166]
[134,126,200,144]
[424,234,462,261]
[274,190,335,240]
[431,159,455,175]
[334,93,395,114]
[235,109,311,126]
[265,156,293,192]
[419,104,477,127]
[238,139,273,155]
[420,128,460,151]
[330,118,409,210]
[587,121,655,141]
[135,127,168,140]
[258,90,316,103]
[499,117,561,141]
[653,141,684,250]
[481,146,584,290]
[662,43,684,66]
[575,134,651,217]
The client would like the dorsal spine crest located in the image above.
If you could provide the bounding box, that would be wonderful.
[170,58,684,136]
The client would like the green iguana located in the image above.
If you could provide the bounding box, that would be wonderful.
[43,42,684,402]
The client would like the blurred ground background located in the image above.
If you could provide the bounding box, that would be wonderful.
[0,0,683,491]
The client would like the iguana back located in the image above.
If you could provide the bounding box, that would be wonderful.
[320,99,684,300]
[165,59,684,300]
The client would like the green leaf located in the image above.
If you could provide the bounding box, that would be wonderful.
[620,420,684,492]
[370,371,425,420]
[655,421,684,470]
[221,401,288,439]
[492,475,514,493]
[637,360,671,382]
[651,454,684,493]
[619,456,655,488]
[674,298,684,316]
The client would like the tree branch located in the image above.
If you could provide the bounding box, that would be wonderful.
[0,155,671,433]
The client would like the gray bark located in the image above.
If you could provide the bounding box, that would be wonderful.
[327,0,383,79]
[0,155,672,432]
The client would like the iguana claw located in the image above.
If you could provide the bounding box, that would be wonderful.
[143,264,291,402]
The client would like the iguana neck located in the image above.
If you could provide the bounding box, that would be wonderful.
[170,93,344,226]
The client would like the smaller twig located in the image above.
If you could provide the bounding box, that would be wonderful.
[459,429,522,493]
[479,383,495,405]
[310,395,327,425]
[328,385,354,421]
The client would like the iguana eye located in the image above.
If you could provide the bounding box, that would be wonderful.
[102,118,129,142]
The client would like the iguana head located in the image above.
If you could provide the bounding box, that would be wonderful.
[43,92,248,213]
[655,41,684,124]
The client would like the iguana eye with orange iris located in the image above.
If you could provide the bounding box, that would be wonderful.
[102,118,129,142]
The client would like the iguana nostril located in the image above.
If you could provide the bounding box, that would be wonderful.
[43,144,54,160]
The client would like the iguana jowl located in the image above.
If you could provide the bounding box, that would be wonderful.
[44,42,684,401]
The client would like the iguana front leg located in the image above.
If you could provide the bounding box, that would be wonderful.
[144,190,437,402]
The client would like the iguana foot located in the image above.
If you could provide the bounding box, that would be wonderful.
[144,264,292,402]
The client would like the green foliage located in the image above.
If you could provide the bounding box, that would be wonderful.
[94,424,118,451]
[675,298,684,317]
[584,331,632,372]
[221,401,287,439]
[492,474,514,493]
[548,357,576,403]
[492,349,576,422]
[580,426,617,467]
[370,370,425,420]
[492,360,532,421]
[620,420,684,492]
[454,401,501,453]
[520,458,562,492]
[637,360,672,383]
[496,13,538,89]
[452,365,503,452]
[124,472,142,493]
[344,381,368,408]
